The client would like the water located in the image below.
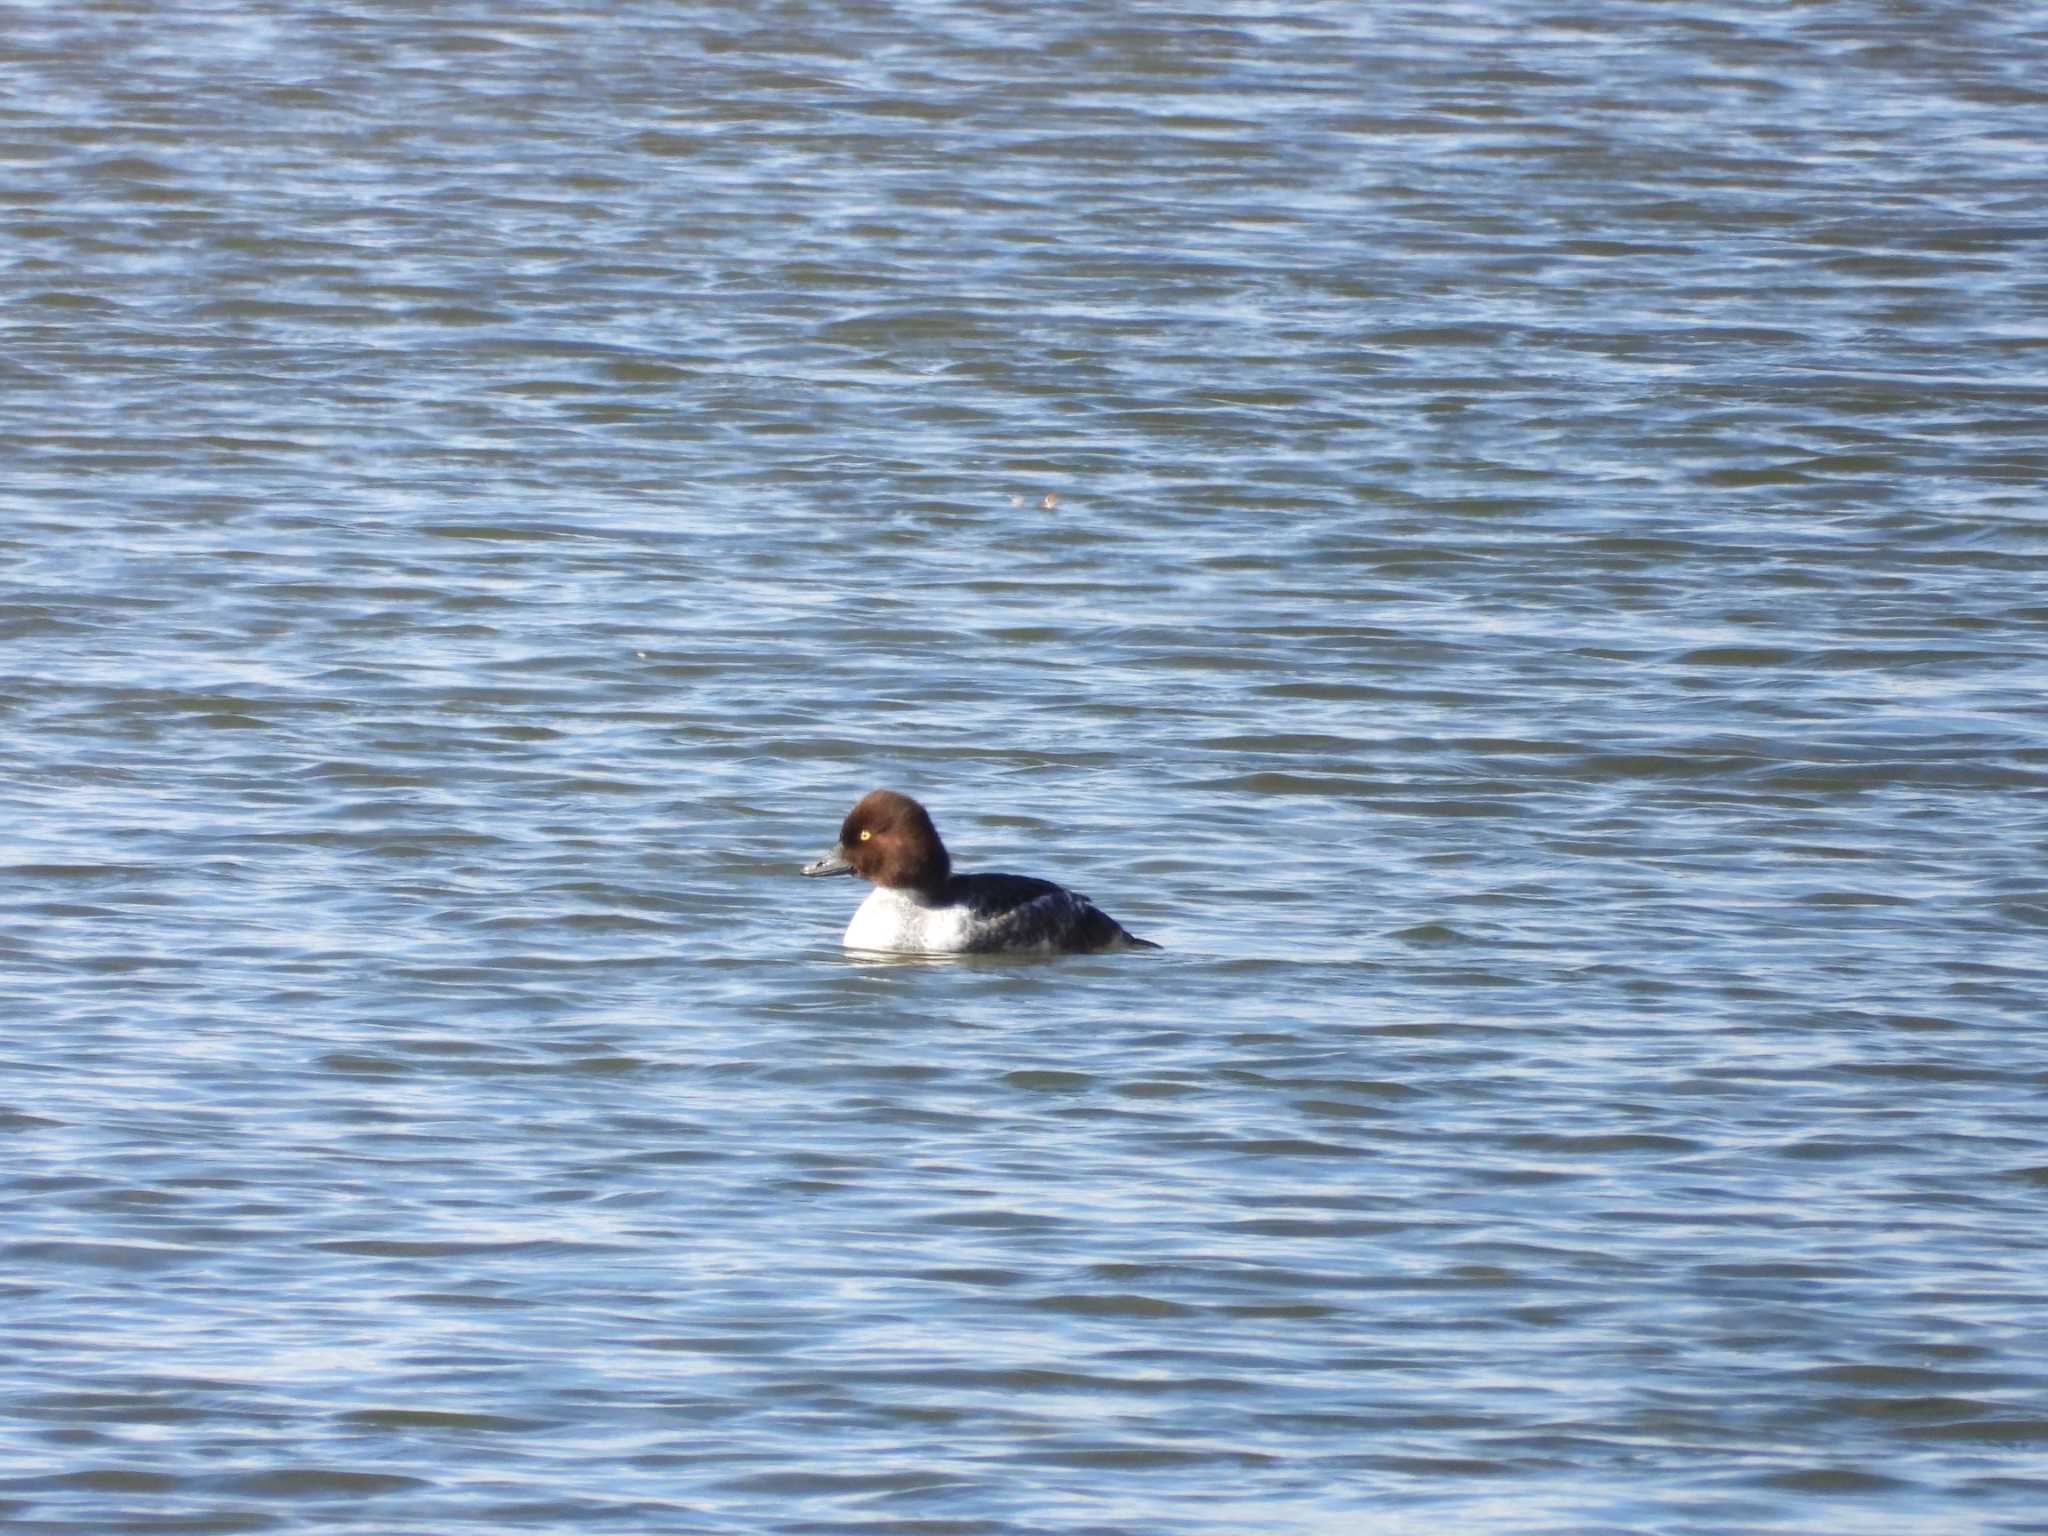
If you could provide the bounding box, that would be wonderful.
[4,1,2048,1531]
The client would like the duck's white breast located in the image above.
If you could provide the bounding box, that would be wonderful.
[843,887,974,954]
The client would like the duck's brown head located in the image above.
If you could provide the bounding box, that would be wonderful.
[800,789,952,892]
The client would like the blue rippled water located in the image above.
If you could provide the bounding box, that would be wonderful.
[3,2,2047,1532]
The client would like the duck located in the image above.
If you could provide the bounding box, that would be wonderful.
[801,789,1161,955]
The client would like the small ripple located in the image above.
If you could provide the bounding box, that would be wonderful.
[222,1469,428,1498]
[1747,1466,1913,1492]
[339,1409,554,1434]
[1026,1292,1198,1319]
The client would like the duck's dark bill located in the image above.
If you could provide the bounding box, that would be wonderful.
[802,846,854,877]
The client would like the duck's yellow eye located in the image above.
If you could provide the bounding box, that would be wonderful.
[859,829,872,842]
